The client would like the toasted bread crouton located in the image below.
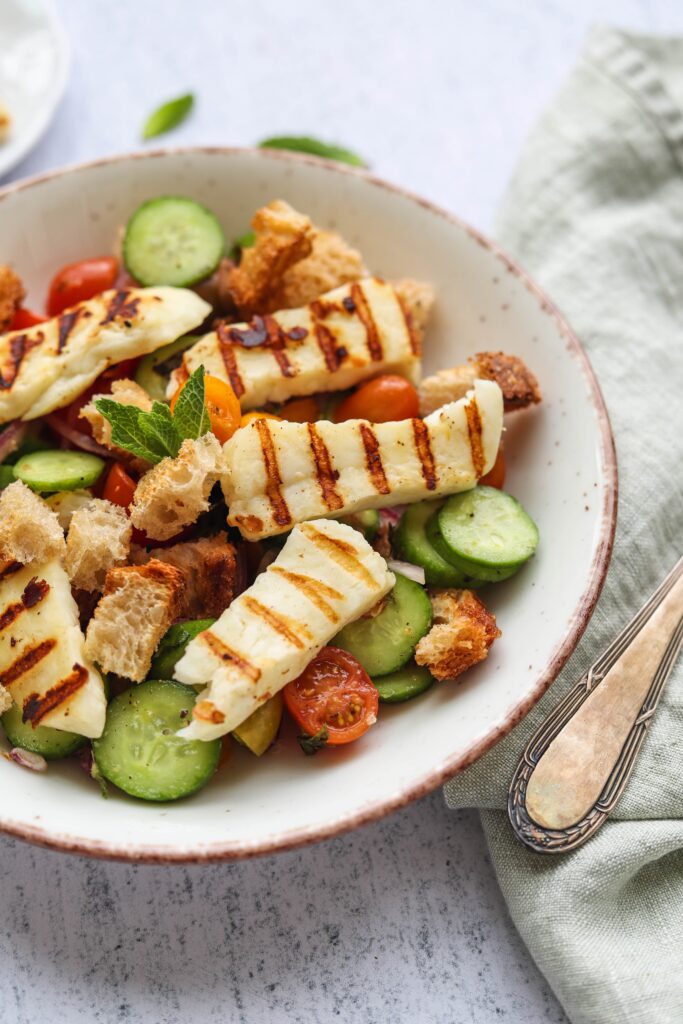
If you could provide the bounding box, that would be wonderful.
[134,532,239,618]
[393,279,435,339]
[130,433,223,541]
[45,490,95,531]
[0,264,25,332]
[226,200,315,318]
[85,560,183,681]
[266,229,367,310]
[415,589,500,681]
[419,351,541,416]
[80,378,153,448]
[65,499,132,592]
[0,481,65,566]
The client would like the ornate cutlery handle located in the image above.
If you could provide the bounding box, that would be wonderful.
[509,557,683,853]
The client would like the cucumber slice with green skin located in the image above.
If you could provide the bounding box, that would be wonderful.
[5,433,53,465]
[373,663,435,704]
[0,465,15,489]
[1,703,86,760]
[13,450,106,493]
[339,508,380,541]
[135,335,198,403]
[333,572,432,677]
[433,486,539,583]
[149,619,215,680]
[123,196,225,287]
[395,501,471,587]
[93,679,221,802]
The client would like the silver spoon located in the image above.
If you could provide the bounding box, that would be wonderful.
[509,556,683,854]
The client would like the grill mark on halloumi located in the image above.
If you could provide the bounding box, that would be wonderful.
[307,423,344,511]
[312,318,343,372]
[193,699,226,724]
[57,309,81,352]
[359,423,391,495]
[0,638,56,688]
[464,395,485,476]
[396,294,421,356]
[351,282,383,361]
[300,522,382,590]
[0,576,50,633]
[22,663,88,725]
[0,561,24,582]
[200,631,261,682]
[264,315,296,379]
[216,321,246,398]
[1,333,43,390]
[411,418,438,491]
[242,596,309,648]
[100,290,141,326]
[255,418,292,528]
[269,566,342,623]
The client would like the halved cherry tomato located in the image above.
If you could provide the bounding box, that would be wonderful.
[279,397,319,422]
[333,374,420,423]
[479,445,506,490]
[47,256,118,317]
[171,373,241,444]
[240,411,282,428]
[9,308,47,331]
[102,462,137,509]
[283,646,379,746]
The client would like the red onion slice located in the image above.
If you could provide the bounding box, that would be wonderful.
[8,748,47,772]
[386,559,426,586]
[379,505,406,528]
[0,421,26,464]
[45,413,113,458]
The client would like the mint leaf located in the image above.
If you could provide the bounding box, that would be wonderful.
[258,135,366,168]
[94,399,165,463]
[172,365,211,440]
[142,93,194,141]
[140,402,182,458]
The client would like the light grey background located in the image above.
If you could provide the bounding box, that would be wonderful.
[2,2,682,1022]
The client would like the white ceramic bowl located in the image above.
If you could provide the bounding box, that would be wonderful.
[0,148,616,861]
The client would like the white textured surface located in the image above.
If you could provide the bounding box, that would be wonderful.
[2,1,682,1022]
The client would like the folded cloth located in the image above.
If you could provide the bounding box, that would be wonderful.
[444,27,683,1024]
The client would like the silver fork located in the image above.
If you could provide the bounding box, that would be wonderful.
[508,556,683,854]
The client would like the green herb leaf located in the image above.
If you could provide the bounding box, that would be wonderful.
[297,726,329,756]
[172,365,211,440]
[139,402,182,459]
[142,93,194,141]
[229,230,256,262]
[258,135,367,168]
[94,400,166,463]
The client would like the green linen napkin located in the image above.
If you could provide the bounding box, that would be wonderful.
[444,27,683,1024]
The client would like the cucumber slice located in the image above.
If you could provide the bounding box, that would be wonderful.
[233,693,283,756]
[149,619,215,680]
[93,679,221,802]
[333,572,432,676]
[373,663,435,704]
[395,501,470,587]
[123,196,225,287]
[1,702,87,759]
[433,486,539,583]
[339,508,380,541]
[135,335,198,403]
[13,450,105,493]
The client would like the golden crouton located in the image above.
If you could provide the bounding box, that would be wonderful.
[0,481,65,566]
[418,351,541,416]
[134,532,240,619]
[393,279,435,338]
[84,560,184,681]
[267,229,367,310]
[65,499,132,592]
[0,264,25,332]
[415,589,500,681]
[130,433,223,541]
[80,378,153,448]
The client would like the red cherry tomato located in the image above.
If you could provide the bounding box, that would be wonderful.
[334,375,420,423]
[9,308,47,331]
[283,646,379,746]
[479,445,506,489]
[102,462,137,508]
[47,256,118,316]
[55,359,140,434]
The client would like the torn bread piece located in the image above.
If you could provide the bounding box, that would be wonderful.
[174,519,395,741]
[415,589,500,680]
[223,379,503,541]
[0,559,107,737]
[264,228,367,310]
[80,378,153,448]
[65,499,132,592]
[0,481,66,566]
[419,351,541,416]
[85,560,184,682]
[133,532,239,619]
[0,286,210,424]
[0,265,25,332]
[173,277,424,411]
[130,433,223,542]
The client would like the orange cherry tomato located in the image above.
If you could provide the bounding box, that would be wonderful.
[479,445,506,489]
[171,373,241,444]
[283,646,379,746]
[334,375,420,423]
[279,397,319,422]
[102,462,137,509]
[240,411,282,428]
[9,308,47,331]
[47,256,118,316]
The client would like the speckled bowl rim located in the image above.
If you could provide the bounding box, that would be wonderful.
[0,146,618,863]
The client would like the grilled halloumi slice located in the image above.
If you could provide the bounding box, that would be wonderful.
[172,277,421,410]
[0,286,210,424]
[175,519,394,741]
[223,379,503,541]
[0,560,106,738]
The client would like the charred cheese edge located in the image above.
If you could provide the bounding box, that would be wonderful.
[223,379,503,541]
[172,277,421,410]
[0,559,106,738]
[175,519,394,741]
[0,286,210,424]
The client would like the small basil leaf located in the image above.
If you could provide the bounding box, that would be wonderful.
[142,93,194,141]
[258,135,367,168]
